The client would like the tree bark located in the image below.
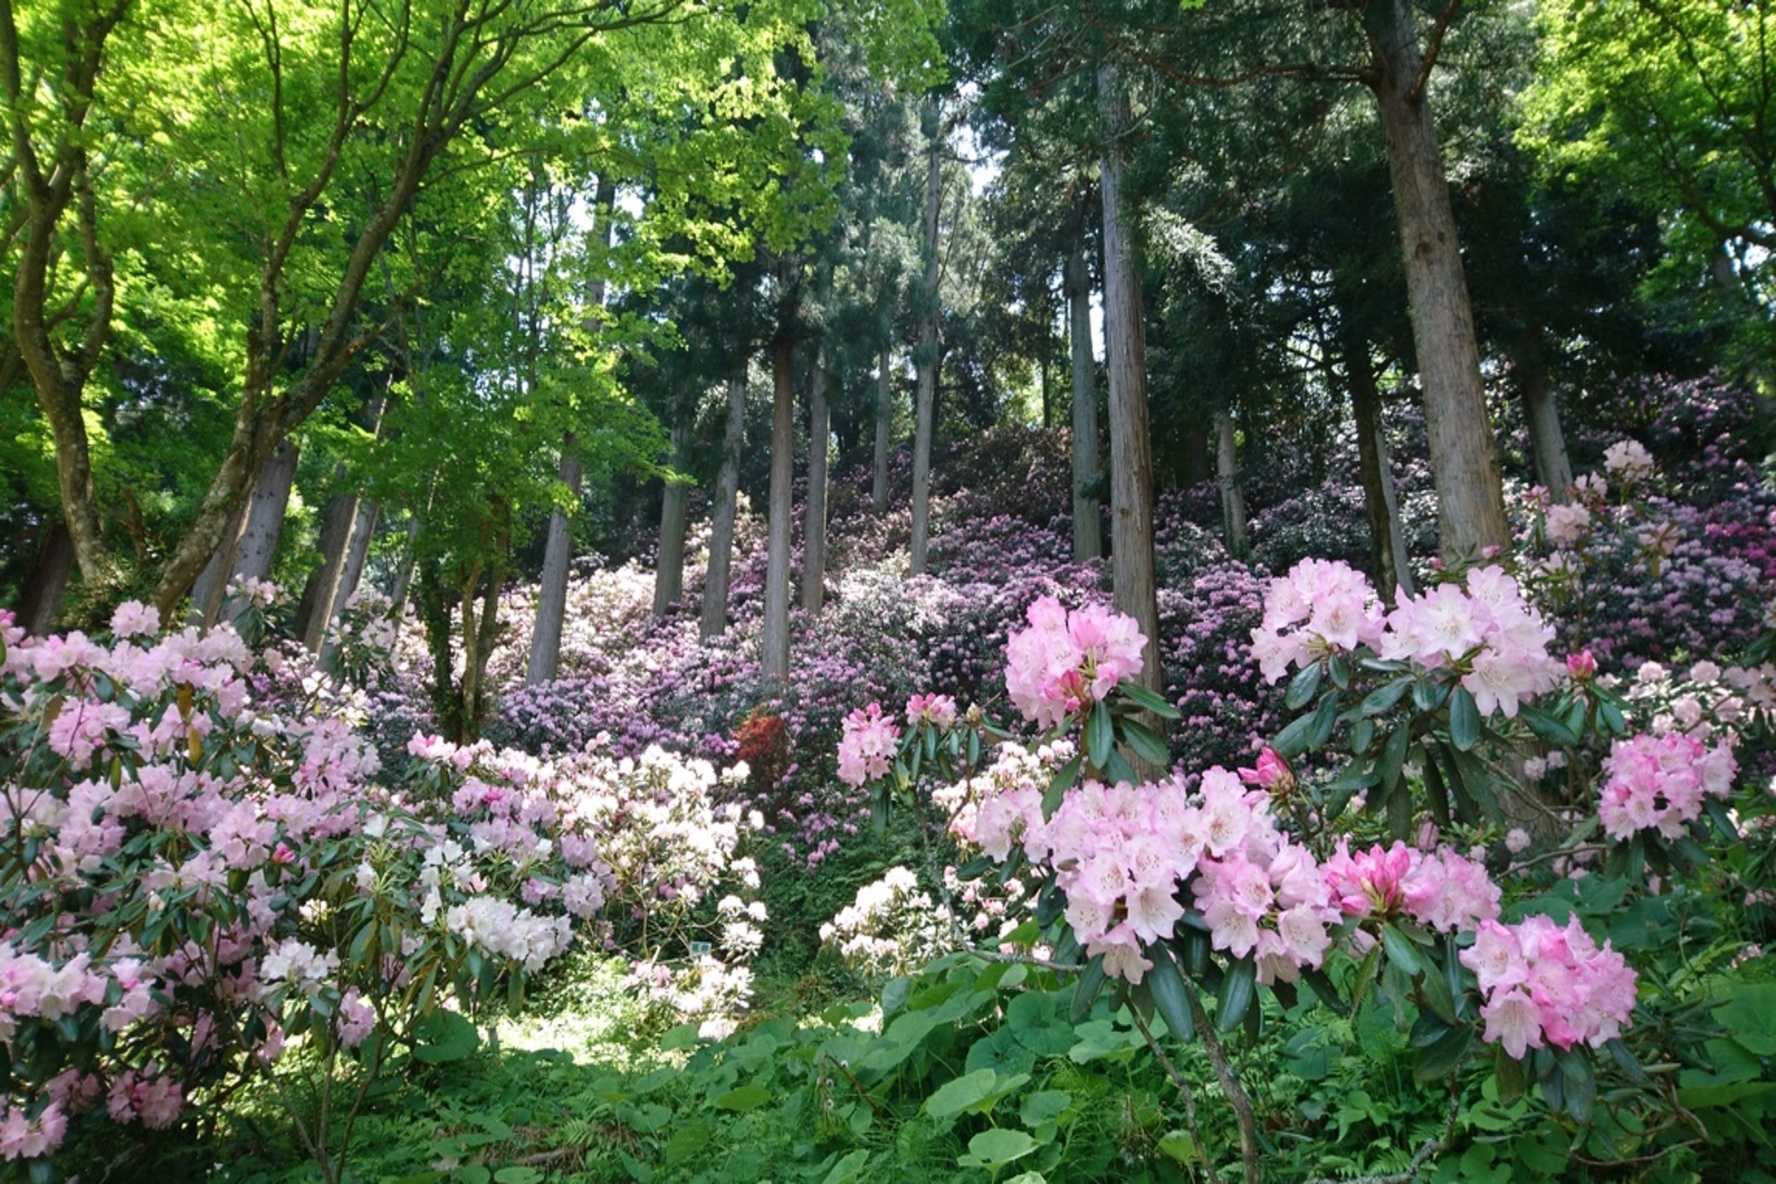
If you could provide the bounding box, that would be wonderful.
[1066,208,1103,563]
[296,485,357,649]
[1097,64,1163,695]
[188,501,247,627]
[526,448,582,683]
[802,362,831,613]
[652,420,691,618]
[335,502,378,612]
[1361,0,1510,561]
[702,373,748,640]
[909,99,942,577]
[871,350,892,515]
[18,522,73,637]
[1514,328,1573,496]
[1345,326,1416,597]
[218,440,299,624]
[762,337,796,681]
[1214,408,1249,556]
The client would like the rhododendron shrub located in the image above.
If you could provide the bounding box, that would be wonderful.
[0,609,767,1179]
[833,577,1776,1179]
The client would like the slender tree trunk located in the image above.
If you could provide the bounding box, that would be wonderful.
[802,363,831,613]
[390,513,423,621]
[1097,64,1163,695]
[296,485,357,649]
[1066,213,1103,563]
[872,350,892,515]
[1345,327,1415,597]
[702,374,747,640]
[910,100,942,576]
[529,177,615,681]
[188,501,248,627]
[1214,409,1249,555]
[762,337,796,680]
[18,522,73,637]
[527,448,582,683]
[335,501,378,613]
[653,420,691,618]
[1514,328,1573,496]
[218,440,298,624]
[1361,0,1509,561]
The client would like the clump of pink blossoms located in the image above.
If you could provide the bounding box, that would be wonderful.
[1320,840,1500,933]
[1598,731,1737,841]
[1004,596,1145,729]
[1249,558,1387,683]
[906,693,958,730]
[837,703,901,787]
[1380,566,1563,718]
[1460,916,1637,1059]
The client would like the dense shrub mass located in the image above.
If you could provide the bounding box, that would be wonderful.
[6,373,1775,1182]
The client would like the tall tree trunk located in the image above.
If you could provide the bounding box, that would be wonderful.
[1514,328,1573,496]
[910,100,942,576]
[1097,64,1163,695]
[1361,0,1509,561]
[335,502,379,613]
[529,177,615,682]
[1345,325,1415,597]
[188,501,248,627]
[18,522,73,637]
[1214,409,1249,555]
[653,420,691,618]
[871,350,892,515]
[762,336,796,681]
[296,484,357,649]
[802,363,831,613]
[218,440,298,624]
[702,373,747,640]
[526,448,582,683]
[1066,210,1103,563]
[390,513,423,621]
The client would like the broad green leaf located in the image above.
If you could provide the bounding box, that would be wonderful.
[1086,701,1114,771]
[1146,942,1197,1042]
[1115,681,1181,719]
[961,1128,1038,1168]
[1285,661,1322,710]
[713,1084,772,1112]
[925,1068,1000,1119]
[1448,686,1481,751]
[1216,958,1256,1032]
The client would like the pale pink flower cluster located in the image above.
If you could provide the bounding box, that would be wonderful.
[1543,502,1592,548]
[1598,731,1737,841]
[906,692,959,730]
[1004,596,1145,728]
[1320,840,1500,933]
[1602,438,1655,482]
[1251,561,1561,719]
[837,702,900,787]
[1379,567,1562,718]
[0,1100,66,1160]
[946,741,1061,861]
[1249,558,1386,682]
[108,601,161,640]
[1021,770,1342,986]
[106,1069,182,1128]
[1460,916,1637,1059]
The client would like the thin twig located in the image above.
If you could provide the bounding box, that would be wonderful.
[1128,1006,1224,1184]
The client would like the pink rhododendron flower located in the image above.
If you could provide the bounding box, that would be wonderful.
[906,693,958,730]
[1004,596,1145,727]
[837,703,900,787]
[1460,916,1635,1058]
[1598,731,1737,841]
[1249,559,1386,683]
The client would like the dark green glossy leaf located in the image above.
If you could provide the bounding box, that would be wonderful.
[1448,687,1481,751]
[1217,958,1256,1032]
[1146,942,1196,1042]
[1271,713,1315,760]
[1086,702,1114,772]
[1360,678,1412,716]
[1306,690,1339,749]
[1115,681,1182,719]
[1495,1046,1527,1103]
[1042,754,1083,819]
[1070,955,1107,1023]
[1119,717,1171,767]
[1285,662,1323,711]
[1380,924,1422,977]
[1413,1022,1473,1082]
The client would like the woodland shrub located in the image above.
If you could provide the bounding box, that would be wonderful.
[0,609,763,1181]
